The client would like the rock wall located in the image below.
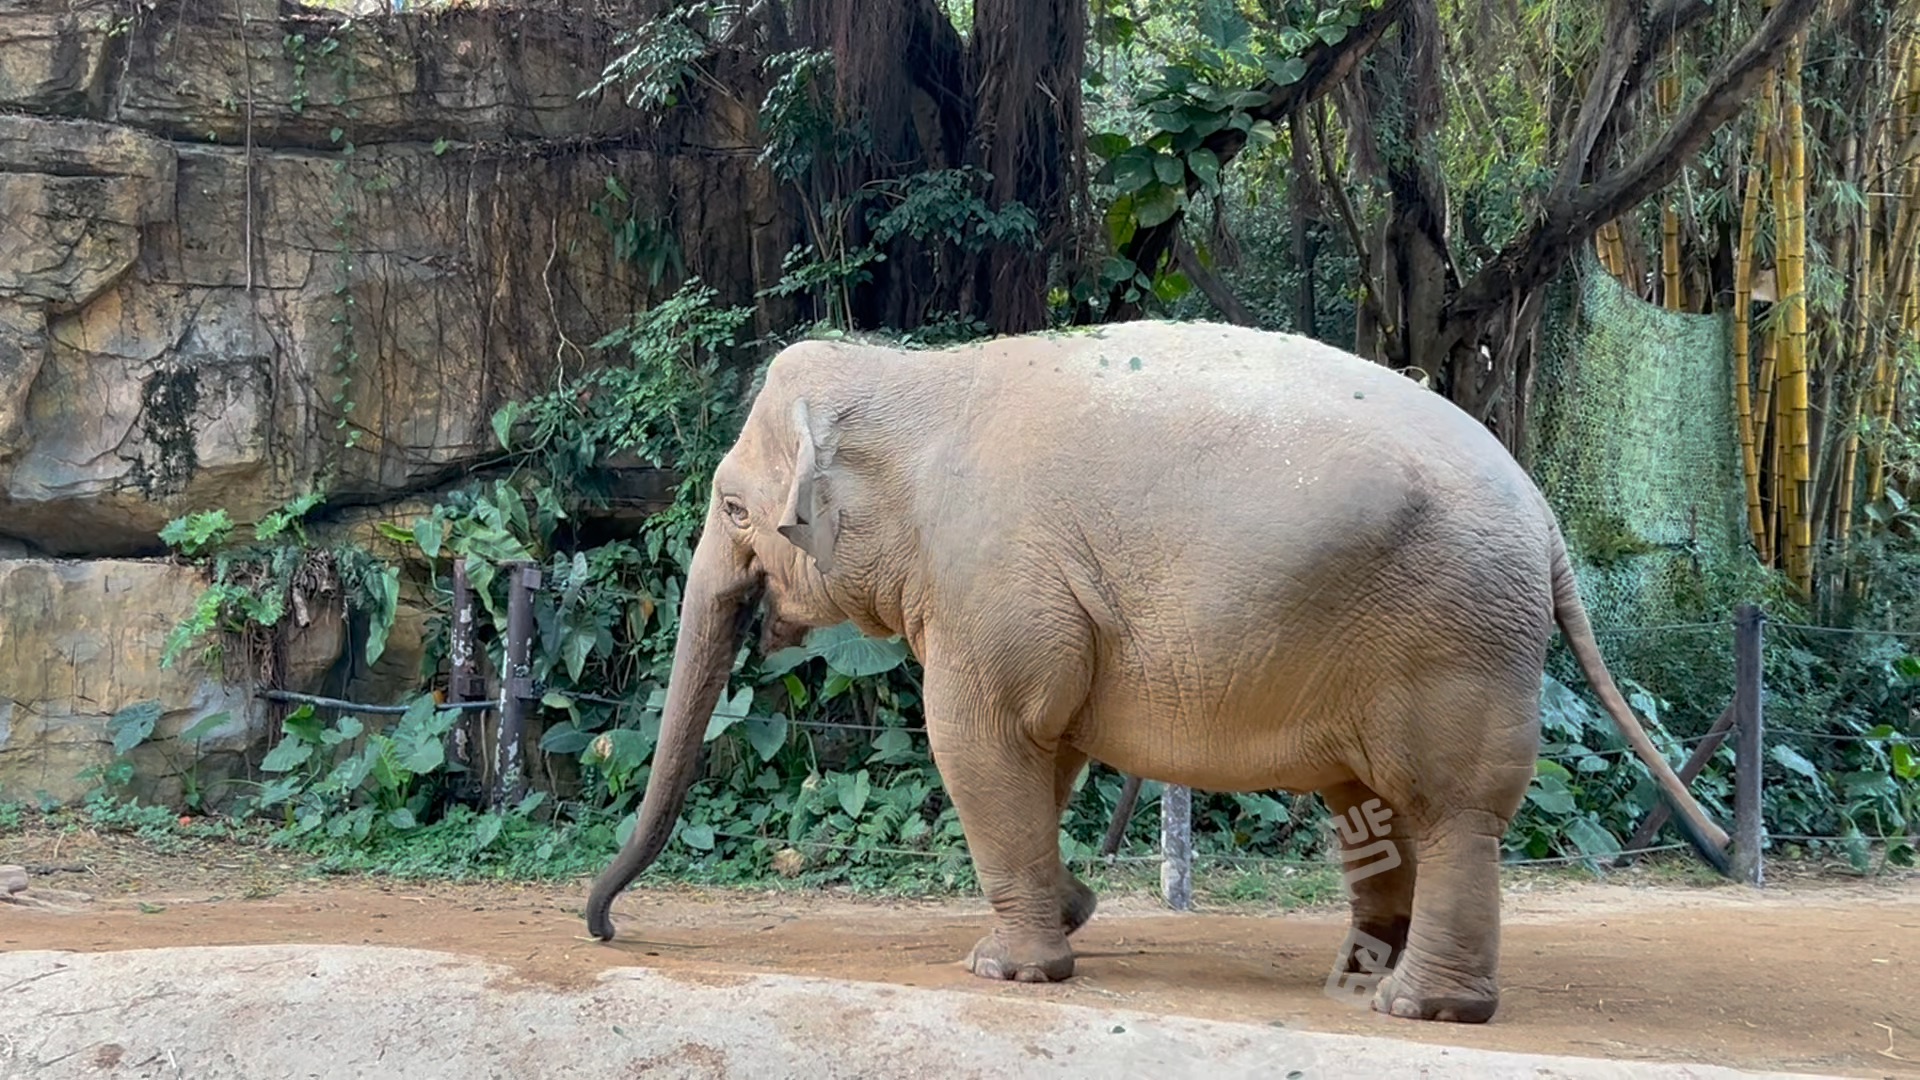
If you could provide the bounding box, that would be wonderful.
[0,0,799,804]
[0,559,266,805]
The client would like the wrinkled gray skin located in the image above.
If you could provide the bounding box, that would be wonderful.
[584,320,1731,1024]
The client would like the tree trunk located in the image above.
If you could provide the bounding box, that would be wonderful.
[967,0,1087,334]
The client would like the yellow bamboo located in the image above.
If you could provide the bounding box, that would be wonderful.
[1660,50,1685,311]
[1595,219,1632,285]
[1780,36,1812,595]
[1758,331,1781,566]
[1867,39,1920,513]
[1835,189,1874,557]
[1733,99,1771,557]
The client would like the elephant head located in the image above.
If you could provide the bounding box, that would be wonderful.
[585,343,882,940]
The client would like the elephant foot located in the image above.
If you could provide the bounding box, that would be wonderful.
[1366,959,1498,1024]
[1335,915,1409,973]
[965,929,1075,983]
[1060,871,1098,936]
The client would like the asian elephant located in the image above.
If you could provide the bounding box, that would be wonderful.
[583,320,1731,1024]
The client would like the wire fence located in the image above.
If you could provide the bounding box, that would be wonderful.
[258,604,1920,898]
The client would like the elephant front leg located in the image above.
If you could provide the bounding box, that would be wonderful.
[1319,780,1417,1002]
[928,727,1079,982]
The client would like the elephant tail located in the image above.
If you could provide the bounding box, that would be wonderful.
[1549,531,1733,874]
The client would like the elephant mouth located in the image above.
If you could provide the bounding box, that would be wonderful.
[757,597,812,655]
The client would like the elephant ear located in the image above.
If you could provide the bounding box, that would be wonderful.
[776,396,840,575]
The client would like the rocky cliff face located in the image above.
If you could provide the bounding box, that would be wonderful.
[0,0,797,803]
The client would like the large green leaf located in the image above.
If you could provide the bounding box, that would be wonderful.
[808,623,909,678]
[108,701,163,758]
[1188,147,1221,192]
[837,769,872,818]
[1564,816,1621,859]
[866,728,917,766]
[1893,741,1918,781]
[401,733,445,776]
[261,737,313,773]
[364,565,401,666]
[1111,148,1156,193]
[413,515,444,560]
[1264,56,1307,86]
[563,628,596,682]
[473,814,505,850]
[540,722,595,755]
[704,685,755,741]
[1133,183,1183,228]
[1525,771,1576,815]
[1769,744,1822,783]
[178,710,231,744]
[743,714,788,762]
[1197,0,1250,50]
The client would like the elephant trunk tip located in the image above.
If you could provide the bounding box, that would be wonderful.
[585,890,620,941]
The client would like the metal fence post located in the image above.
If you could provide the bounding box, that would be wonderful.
[1161,782,1192,911]
[494,562,540,811]
[1732,602,1766,886]
[448,560,481,785]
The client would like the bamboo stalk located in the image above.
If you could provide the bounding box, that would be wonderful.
[1835,185,1874,560]
[1661,47,1685,311]
[1759,331,1781,566]
[1734,101,1771,557]
[1781,35,1813,595]
[1868,40,1920,515]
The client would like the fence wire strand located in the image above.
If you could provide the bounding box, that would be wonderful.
[250,607,1916,888]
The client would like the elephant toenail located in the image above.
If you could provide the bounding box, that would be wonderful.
[1391,997,1421,1019]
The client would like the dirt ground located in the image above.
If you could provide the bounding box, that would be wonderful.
[4,825,1917,1079]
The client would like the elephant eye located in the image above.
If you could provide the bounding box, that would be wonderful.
[721,498,750,527]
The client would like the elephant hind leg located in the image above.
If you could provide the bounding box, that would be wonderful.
[1369,814,1506,1023]
[1360,674,1537,1024]
[1053,746,1097,936]
[1318,779,1417,999]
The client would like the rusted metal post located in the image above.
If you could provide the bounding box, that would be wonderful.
[448,561,481,784]
[1101,774,1144,857]
[495,562,540,810]
[1732,603,1766,886]
[1615,701,1736,864]
[1161,783,1192,911]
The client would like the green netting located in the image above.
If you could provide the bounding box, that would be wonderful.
[1526,247,1753,633]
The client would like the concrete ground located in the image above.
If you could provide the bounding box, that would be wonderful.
[0,944,1851,1079]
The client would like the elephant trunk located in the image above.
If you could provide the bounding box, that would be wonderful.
[586,523,752,941]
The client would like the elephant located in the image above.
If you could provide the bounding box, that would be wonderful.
[583,319,1730,1024]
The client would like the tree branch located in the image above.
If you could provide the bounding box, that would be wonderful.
[1556,0,1715,199]
[1311,100,1397,360]
[1172,235,1257,326]
[1448,0,1820,329]
[1096,0,1409,322]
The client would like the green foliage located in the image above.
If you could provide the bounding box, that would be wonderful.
[244,698,466,845]
[1077,0,1381,310]
[590,177,686,288]
[1505,674,1724,864]
[583,1,734,112]
[159,510,234,556]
